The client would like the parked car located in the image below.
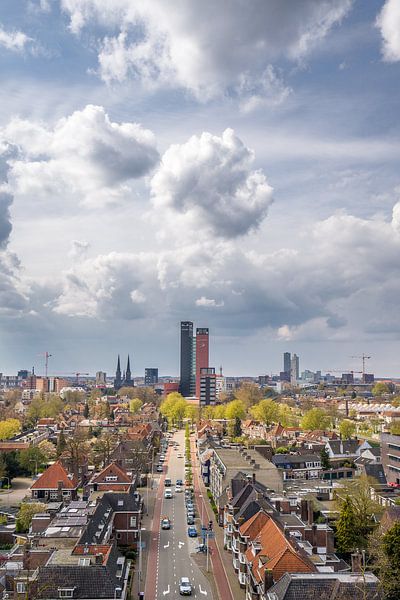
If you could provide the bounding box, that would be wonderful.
[156,465,163,472]
[175,485,183,493]
[161,517,171,530]
[187,526,197,538]
[176,479,183,486]
[187,515,195,525]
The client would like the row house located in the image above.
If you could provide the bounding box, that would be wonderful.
[86,462,136,496]
[271,453,322,480]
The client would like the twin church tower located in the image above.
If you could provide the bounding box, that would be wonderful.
[114,355,134,390]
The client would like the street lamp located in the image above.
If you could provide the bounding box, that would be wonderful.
[138,527,146,595]
[198,493,204,524]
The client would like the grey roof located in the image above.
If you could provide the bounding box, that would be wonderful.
[363,464,387,484]
[327,440,359,455]
[272,454,320,465]
[267,572,382,600]
[79,492,141,545]
[36,544,127,599]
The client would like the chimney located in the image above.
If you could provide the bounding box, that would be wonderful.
[351,552,362,573]
[300,499,308,522]
[307,500,313,525]
[275,500,281,513]
[252,473,256,484]
[95,553,104,565]
[58,480,63,502]
[264,569,274,592]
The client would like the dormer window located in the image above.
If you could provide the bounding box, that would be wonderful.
[58,589,75,598]
[105,475,118,482]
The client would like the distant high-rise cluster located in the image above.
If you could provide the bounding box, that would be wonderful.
[180,321,216,405]
[114,355,134,390]
[280,352,299,384]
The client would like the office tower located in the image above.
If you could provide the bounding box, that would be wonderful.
[190,336,196,396]
[200,367,216,406]
[145,368,159,386]
[180,321,193,397]
[114,355,122,390]
[290,354,299,384]
[283,352,291,375]
[196,328,209,398]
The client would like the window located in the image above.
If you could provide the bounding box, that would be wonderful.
[105,475,118,482]
[58,589,74,598]
[17,583,26,594]
[130,516,137,528]
[78,557,91,566]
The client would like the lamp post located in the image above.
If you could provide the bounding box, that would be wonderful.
[138,527,146,595]
[198,493,204,525]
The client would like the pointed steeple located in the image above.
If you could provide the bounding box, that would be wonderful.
[114,354,122,390]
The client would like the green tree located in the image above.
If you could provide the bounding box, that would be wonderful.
[57,429,67,456]
[372,382,390,397]
[83,403,89,418]
[225,399,246,421]
[201,406,215,419]
[335,496,359,553]
[250,399,279,425]
[0,418,21,440]
[0,454,6,480]
[91,432,117,468]
[339,419,357,440]
[185,404,198,424]
[335,476,381,551]
[16,502,46,532]
[234,382,264,408]
[129,398,143,414]
[300,408,330,431]
[390,420,400,435]
[275,446,289,454]
[18,447,47,475]
[320,447,331,470]
[380,522,400,600]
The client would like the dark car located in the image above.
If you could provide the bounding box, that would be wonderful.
[187,515,195,525]
[187,526,197,538]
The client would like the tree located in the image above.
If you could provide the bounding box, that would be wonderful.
[320,447,331,470]
[275,446,289,454]
[57,429,67,456]
[0,454,6,480]
[160,393,188,426]
[91,432,117,468]
[213,404,226,419]
[250,399,279,425]
[16,502,46,532]
[390,420,400,435]
[300,408,330,431]
[380,522,400,600]
[201,406,215,419]
[62,430,89,477]
[27,395,64,424]
[118,387,138,399]
[129,398,143,414]
[234,383,264,407]
[0,418,21,440]
[133,387,160,404]
[185,404,198,424]
[18,447,47,475]
[225,400,246,421]
[372,382,390,397]
[38,440,57,461]
[335,476,382,551]
[335,496,359,553]
[339,419,357,440]
[83,403,89,418]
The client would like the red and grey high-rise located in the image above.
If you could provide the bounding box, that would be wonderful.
[195,328,209,398]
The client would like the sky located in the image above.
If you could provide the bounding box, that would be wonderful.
[0,0,400,379]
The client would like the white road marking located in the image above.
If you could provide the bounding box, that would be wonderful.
[199,585,207,595]
[163,585,170,596]
[178,541,185,548]
[163,541,170,548]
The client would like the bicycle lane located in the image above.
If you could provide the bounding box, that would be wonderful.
[190,437,234,600]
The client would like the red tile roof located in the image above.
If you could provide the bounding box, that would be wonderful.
[31,461,78,490]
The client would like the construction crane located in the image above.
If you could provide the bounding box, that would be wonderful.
[75,372,89,386]
[38,351,52,377]
[351,354,371,382]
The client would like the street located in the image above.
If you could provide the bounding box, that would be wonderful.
[0,477,31,508]
[144,430,215,600]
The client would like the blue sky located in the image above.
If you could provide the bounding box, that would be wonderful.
[0,0,400,379]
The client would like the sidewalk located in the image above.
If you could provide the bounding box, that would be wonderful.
[191,437,245,600]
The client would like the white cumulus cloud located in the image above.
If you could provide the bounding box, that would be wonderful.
[150,128,273,239]
[377,0,400,62]
[2,104,159,209]
[0,25,33,53]
[61,0,353,103]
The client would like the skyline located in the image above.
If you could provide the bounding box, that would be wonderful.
[1,1,400,376]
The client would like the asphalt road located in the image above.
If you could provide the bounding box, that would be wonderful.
[0,477,31,507]
[146,429,214,600]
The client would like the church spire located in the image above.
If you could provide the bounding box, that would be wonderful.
[114,354,122,390]
[125,354,133,385]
